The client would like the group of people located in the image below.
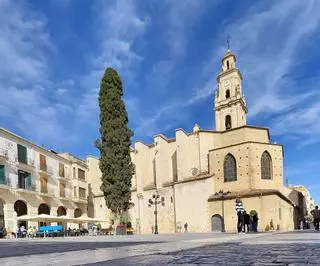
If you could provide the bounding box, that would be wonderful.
[237,210,259,233]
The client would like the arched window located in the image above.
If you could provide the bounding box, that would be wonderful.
[224,154,237,182]
[227,60,230,70]
[226,89,230,99]
[225,115,232,130]
[74,208,83,218]
[261,151,272,179]
[38,203,50,214]
[57,206,67,216]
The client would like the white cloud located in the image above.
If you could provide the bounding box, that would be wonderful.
[0,0,52,84]
[134,0,320,139]
[270,101,320,146]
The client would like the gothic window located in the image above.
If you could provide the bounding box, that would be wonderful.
[224,154,237,182]
[225,115,232,130]
[261,151,272,179]
[226,89,230,99]
[227,60,230,70]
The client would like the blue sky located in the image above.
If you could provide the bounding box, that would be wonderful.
[0,0,319,202]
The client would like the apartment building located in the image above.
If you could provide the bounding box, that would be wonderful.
[0,128,88,232]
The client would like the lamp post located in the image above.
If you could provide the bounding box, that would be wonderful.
[148,192,165,234]
[214,190,231,232]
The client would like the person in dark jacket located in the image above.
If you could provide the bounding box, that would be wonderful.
[252,214,259,232]
[237,211,244,233]
[243,211,251,233]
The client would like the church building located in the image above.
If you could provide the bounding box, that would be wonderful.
[88,49,296,233]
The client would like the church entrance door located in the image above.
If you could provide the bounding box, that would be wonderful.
[211,214,223,232]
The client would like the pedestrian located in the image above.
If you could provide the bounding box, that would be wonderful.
[151,225,154,234]
[237,211,244,233]
[235,199,244,233]
[184,222,188,232]
[311,205,320,231]
[243,211,250,233]
[252,213,259,232]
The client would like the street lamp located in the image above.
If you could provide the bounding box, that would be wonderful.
[214,190,231,232]
[148,192,165,234]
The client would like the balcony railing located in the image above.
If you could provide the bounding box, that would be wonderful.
[17,183,36,192]
[40,187,48,194]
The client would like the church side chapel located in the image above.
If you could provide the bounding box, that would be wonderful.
[90,49,297,233]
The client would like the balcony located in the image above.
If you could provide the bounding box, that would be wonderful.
[17,158,35,172]
[16,183,37,194]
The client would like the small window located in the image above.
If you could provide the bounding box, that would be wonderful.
[225,115,232,130]
[78,169,85,180]
[227,60,230,70]
[226,89,230,99]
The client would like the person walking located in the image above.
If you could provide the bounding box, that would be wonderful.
[235,199,245,233]
[311,205,320,231]
[237,211,244,233]
[184,222,188,232]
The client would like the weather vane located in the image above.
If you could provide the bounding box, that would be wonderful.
[227,36,231,50]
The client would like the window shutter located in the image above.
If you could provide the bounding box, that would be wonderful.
[17,144,27,163]
[27,173,32,189]
[0,165,5,184]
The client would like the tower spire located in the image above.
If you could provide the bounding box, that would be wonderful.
[227,36,230,51]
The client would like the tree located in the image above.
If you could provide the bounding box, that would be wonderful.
[96,68,134,219]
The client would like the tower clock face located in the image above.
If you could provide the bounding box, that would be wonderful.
[223,79,231,87]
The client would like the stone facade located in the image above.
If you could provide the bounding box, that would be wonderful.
[0,128,89,233]
[86,49,309,233]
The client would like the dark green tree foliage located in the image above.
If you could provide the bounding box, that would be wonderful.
[96,68,134,217]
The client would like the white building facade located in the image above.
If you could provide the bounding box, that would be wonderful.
[0,128,89,233]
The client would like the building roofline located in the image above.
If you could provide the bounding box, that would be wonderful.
[0,127,70,163]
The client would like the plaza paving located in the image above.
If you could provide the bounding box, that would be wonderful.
[0,231,319,265]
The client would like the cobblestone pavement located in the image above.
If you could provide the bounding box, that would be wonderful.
[85,231,320,266]
[0,231,319,265]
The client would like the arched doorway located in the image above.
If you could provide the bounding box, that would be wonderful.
[74,208,82,218]
[14,200,28,228]
[0,198,5,228]
[38,203,50,227]
[211,214,223,232]
[57,206,66,217]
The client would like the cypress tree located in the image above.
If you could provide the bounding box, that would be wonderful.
[96,68,134,219]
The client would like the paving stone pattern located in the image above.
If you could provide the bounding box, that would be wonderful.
[87,234,320,265]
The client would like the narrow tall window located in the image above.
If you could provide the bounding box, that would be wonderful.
[59,163,65,177]
[172,151,178,182]
[224,154,237,182]
[0,165,5,184]
[226,89,230,99]
[261,151,272,179]
[39,154,47,171]
[152,158,157,186]
[227,60,230,69]
[225,115,232,130]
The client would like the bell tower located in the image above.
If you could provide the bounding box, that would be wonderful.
[214,50,247,131]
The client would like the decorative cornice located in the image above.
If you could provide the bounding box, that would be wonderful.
[207,189,293,205]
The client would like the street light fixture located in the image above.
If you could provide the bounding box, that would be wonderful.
[214,190,231,232]
[148,192,165,234]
